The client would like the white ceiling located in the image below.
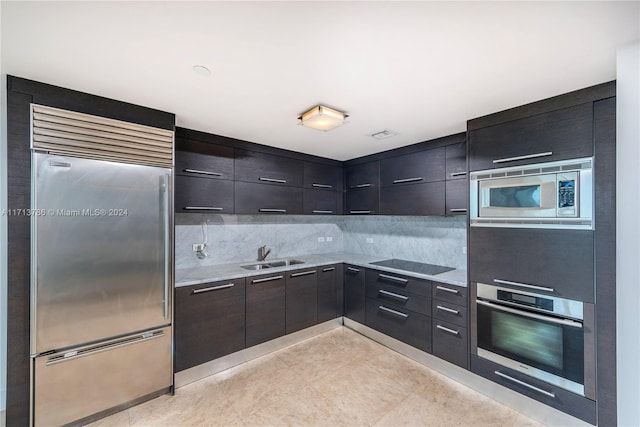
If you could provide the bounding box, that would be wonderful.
[2,1,638,161]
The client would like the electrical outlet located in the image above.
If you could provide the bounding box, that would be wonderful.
[193,243,205,252]
[317,236,325,242]
[462,246,467,255]
[326,236,333,242]
[366,237,374,244]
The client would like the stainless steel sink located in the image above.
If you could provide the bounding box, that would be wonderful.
[241,259,305,270]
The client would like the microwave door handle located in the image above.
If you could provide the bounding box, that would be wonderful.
[476,300,582,328]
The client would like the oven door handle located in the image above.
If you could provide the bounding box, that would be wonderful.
[476,299,582,328]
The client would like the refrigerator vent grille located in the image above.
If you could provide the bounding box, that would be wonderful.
[31,104,174,167]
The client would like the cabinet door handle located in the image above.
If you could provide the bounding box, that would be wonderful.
[183,168,222,177]
[322,267,336,272]
[449,208,468,213]
[347,267,360,273]
[259,177,287,184]
[259,208,287,213]
[192,283,234,294]
[493,279,554,293]
[184,206,223,211]
[378,273,408,284]
[494,371,556,398]
[436,305,460,315]
[450,172,467,177]
[392,177,423,184]
[349,210,371,214]
[436,324,460,335]
[312,210,333,214]
[290,270,316,278]
[492,152,553,164]
[312,183,333,189]
[436,285,459,294]
[350,183,371,189]
[378,305,409,319]
[251,275,284,284]
[379,289,409,301]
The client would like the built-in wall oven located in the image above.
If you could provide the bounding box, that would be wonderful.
[474,283,595,399]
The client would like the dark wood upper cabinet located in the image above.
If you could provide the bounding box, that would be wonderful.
[234,181,302,214]
[175,176,234,213]
[303,188,338,215]
[469,103,594,172]
[246,273,286,347]
[379,181,445,216]
[380,147,445,187]
[304,162,340,190]
[346,188,378,215]
[445,141,467,180]
[175,138,234,180]
[285,268,318,334]
[234,149,304,187]
[445,179,467,216]
[346,161,379,189]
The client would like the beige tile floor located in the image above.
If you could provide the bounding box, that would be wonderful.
[88,327,545,427]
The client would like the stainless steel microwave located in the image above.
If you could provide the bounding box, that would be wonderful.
[470,157,593,229]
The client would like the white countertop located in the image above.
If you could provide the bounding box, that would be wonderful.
[175,252,467,288]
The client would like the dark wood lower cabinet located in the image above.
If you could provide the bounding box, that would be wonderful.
[432,319,468,369]
[285,268,318,334]
[246,273,286,347]
[318,265,338,323]
[365,298,431,353]
[174,279,246,372]
[344,265,366,323]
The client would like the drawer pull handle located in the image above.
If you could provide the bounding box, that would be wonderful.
[492,152,553,164]
[493,279,554,293]
[322,267,336,272]
[449,208,468,213]
[192,283,234,294]
[392,177,423,184]
[436,305,460,315]
[312,210,333,214]
[378,305,409,319]
[184,206,223,211]
[347,267,361,273]
[251,275,284,284]
[494,371,556,398]
[379,274,408,284]
[379,289,409,301]
[450,172,467,177]
[183,168,222,177]
[259,177,287,184]
[312,183,333,189]
[290,270,316,278]
[350,183,372,189]
[259,208,287,213]
[436,285,459,294]
[349,210,371,214]
[436,324,460,335]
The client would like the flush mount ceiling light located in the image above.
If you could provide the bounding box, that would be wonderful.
[298,105,348,132]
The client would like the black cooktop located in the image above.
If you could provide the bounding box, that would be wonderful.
[370,259,455,276]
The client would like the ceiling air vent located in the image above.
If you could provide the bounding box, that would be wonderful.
[370,130,397,140]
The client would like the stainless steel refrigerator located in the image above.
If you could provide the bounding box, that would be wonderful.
[30,105,174,426]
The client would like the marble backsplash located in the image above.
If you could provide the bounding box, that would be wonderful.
[175,214,467,270]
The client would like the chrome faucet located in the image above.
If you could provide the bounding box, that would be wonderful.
[258,245,271,261]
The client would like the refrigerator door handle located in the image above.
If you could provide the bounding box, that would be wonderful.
[162,174,170,320]
[44,330,166,366]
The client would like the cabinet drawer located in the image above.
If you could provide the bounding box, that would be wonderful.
[380,147,445,186]
[346,188,378,215]
[235,181,302,214]
[432,300,467,327]
[445,179,468,216]
[469,227,594,302]
[346,161,379,189]
[365,298,431,353]
[175,141,234,180]
[303,188,338,215]
[174,278,245,372]
[445,142,467,181]
[304,162,340,190]
[366,283,431,316]
[432,282,468,306]
[175,176,234,213]
[234,149,304,187]
[366,269,431,297]
[432,319,468,369]
[379,181,445,216]
[469,103,593,172]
